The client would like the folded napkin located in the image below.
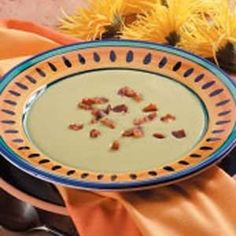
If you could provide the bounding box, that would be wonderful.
[0,19,236,236]
[58,166,236,236]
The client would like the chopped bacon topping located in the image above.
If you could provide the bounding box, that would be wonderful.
[100,118,116,129]
[71,86,185,152]
[78,102,93,110]
[122,126,144,138]
[153,133,166,139]
[133,93,143,102]
[121,128,134,137]
[68,123,84,131]
[90,117,98,124]
[112,104,128,113]
[133,112,157,125]
[133,127,144,137]
[133,117,147,126]
[90,129,101,138]
[161,114,176,122]
[117,86,142,102]
[78,97,109,110]
[110,140,120,151]
[91,109,107,120]
[118,86,135,97]
[172,129,186,139]
[91,104,113,122]
[104,104,112,114]
[142,103,157,112]
[147,112,157,121]
[81,98,96,106]
[93,97,109,104]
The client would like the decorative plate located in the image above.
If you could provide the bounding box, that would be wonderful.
[0,40,235,190]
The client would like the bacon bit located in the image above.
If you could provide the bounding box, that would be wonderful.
[91,109,107,120]
[133,117,147,126]
[82,97,109,105]
[90,117,98,124]
[117,86,142,102]
[100,118,116,129]
[133,112,157,125]
[147,112,157,121]
[172,129,186,139]
[82,98,96,106]
[112,104,128,113]
[122,127,144,138]
[91,104,112,121]
[133,93,143,102]
[122,128,134,137]
[133,127,144,137]
[90,129,101,138]
[110,140,120,151]
[68,123,84,131]
[104,104,112,114]
[142,103,157,112]
[161,114,176,122]
[153,133,166,139]
[93,97,109,104]
[78,102,93,110]
[118,86,135,97]
[78,97,109,110]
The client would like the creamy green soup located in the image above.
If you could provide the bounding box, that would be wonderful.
[26,69,206,172]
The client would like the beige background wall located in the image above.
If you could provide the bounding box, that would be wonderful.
[0,0,86,27]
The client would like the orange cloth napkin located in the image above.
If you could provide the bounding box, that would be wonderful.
[1,19,236,236]
[58,166,236,236]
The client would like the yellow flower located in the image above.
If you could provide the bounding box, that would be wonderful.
[180,0,236,68]
[122,0,207,46]
[121,0,157,15]
[59,0,122,40]
[59,0,156,40]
